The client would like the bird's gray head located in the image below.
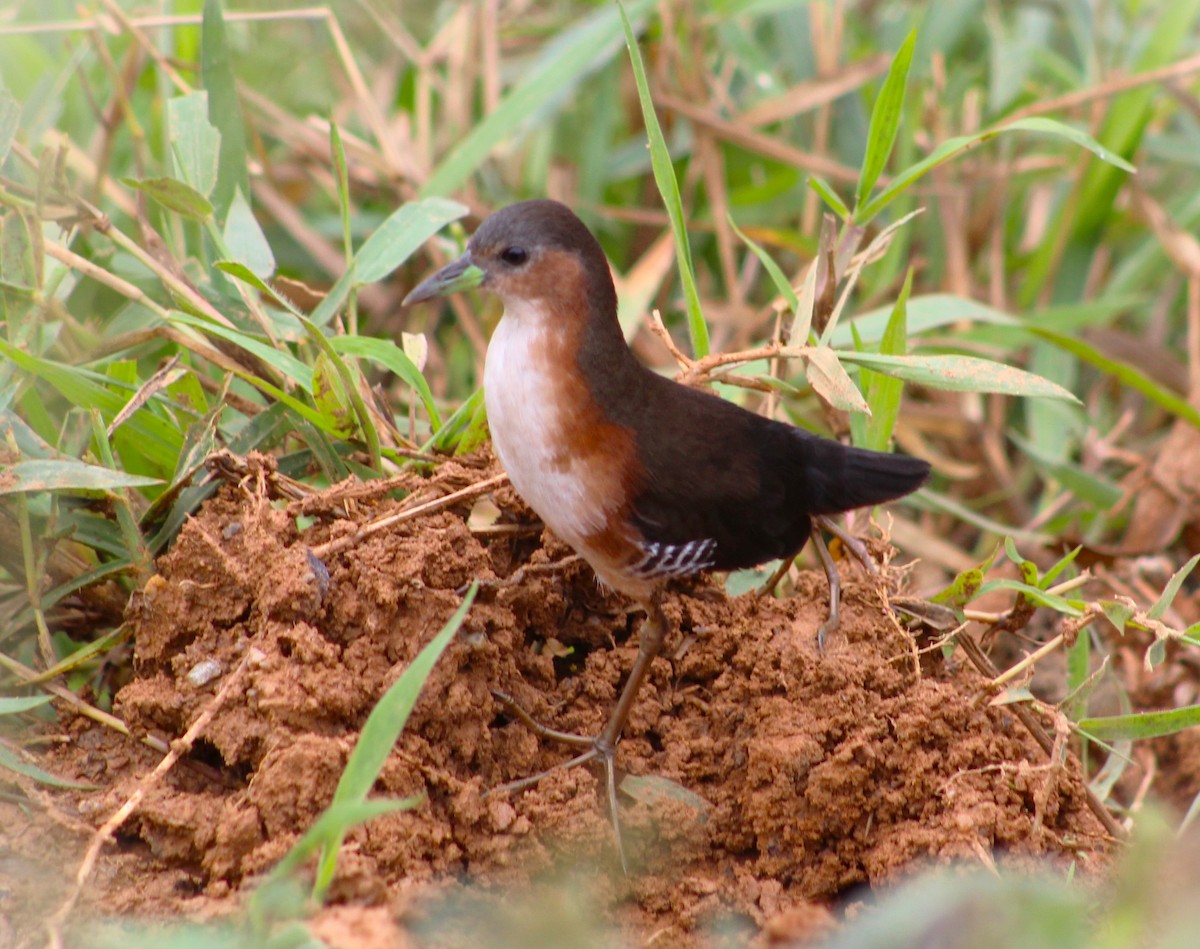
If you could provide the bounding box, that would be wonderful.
[403,200,613,315]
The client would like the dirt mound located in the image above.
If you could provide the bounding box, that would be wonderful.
[31,452,1111,943]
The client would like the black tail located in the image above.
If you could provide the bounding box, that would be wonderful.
[801,436,930,515]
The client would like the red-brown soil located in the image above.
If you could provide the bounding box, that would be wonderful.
[8,452,1113,946]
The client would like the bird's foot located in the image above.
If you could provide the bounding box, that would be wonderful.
[486,689,629,874]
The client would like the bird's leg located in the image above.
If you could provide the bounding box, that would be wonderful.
[756,554,798,599]
[811,526,841,653]
[487,594,668,874]
[814,513,879,576]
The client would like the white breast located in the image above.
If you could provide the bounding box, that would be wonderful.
[483,302,612,547]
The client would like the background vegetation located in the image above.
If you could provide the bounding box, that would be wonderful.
[4,0,1200,944]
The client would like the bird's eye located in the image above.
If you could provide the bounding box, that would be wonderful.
[499,246,528,266]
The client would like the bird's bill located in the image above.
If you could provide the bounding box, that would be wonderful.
[403,254,486,305]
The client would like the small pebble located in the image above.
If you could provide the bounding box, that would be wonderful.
[306,549,331,602]
[186,659,223,687]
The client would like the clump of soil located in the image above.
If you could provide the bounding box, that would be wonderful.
[25,452,1111,944]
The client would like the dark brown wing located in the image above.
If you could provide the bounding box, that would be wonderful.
[620,372,929,572]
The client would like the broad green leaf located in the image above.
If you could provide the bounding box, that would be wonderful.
[1,207,37,292]
[330,335,442,430]
[807,347,869,413]
[201,0,250,220]
[223,189,275,278]
[311,352,357,439]
[123,177,214,221]
[167,91,220,198]
[855,29,916,210]
[835,351,1080,402]
[620,2,709,356]
[0,460,161,495]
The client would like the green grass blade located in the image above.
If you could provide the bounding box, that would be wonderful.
[862,268,911,451]
[1003,117,1135,174]
[831,293,1016,347]
[857,118,1134,226]
[1071,0,1199,245]
[620,2,708,356]
[728,214,799,314]
[419,1,652,199]
[312,198,467,328]
[1079,704,1200,743]
[0,460,161,494]
[808,175,849,220]
[356,198,469,284]
[1029,326,1200,428]
[330,119,353,265]
[1147,553,1200,622]
[295,314,381,468]
[166,311,314,390]
[0,695,53,714]
[854,29,916,212]
[835,351,1079,402]
[0,744,96,790]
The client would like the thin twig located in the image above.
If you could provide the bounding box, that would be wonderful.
[310,473,508,558]
[957,633,1125,841]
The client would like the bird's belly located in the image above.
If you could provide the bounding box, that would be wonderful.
[483,317,613,549]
